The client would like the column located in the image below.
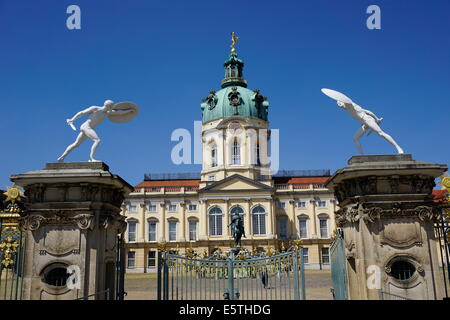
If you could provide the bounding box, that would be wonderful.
[271,199,277,239]
[224,199,230,238]
[330,199,337,233]
[199,199,208,240]
[139,203,146,243]
[266,199,274,239]
[288,199,296,239]
[310,199,317,238]
[179,202,186,242]
[159,201,166,242]
[245,199,252,239]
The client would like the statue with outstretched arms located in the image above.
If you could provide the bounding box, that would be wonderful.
[321,89,404,154]
[58,100,139,162]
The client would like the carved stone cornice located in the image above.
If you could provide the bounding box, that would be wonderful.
[20,212,95,231]
[335,203,440,227]
[333,175,436,203]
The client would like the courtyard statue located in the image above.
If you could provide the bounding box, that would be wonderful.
[57,100,139,162]
[229,211,246,247]
[321,88,404,154]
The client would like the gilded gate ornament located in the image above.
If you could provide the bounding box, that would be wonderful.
[0,236,19,267]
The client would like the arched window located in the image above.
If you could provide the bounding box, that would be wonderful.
[127,219,138,242]
[298,215,309,239]
[277,217,288,240]
[230,206,244,215]
[231,139,241,165]
[148,218,158,242]
[167,218,178,242]
[211,143,217,167]
[252,205,266,235]
[318,214,329,238]
[209,207,223,236]
[188,217,199,241]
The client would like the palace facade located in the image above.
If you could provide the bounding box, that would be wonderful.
[122,45,337,272]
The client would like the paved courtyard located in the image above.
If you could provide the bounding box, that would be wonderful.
[124,269,333,300]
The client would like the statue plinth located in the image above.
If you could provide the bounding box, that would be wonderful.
[326,154,447,300]
[10,162,133,300]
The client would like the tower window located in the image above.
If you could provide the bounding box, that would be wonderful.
[211,144,217,167]
[231,139,241,165]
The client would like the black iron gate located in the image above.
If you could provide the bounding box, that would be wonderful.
[157,250,305,300]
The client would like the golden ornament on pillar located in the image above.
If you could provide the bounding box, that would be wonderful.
[3,184,23,204]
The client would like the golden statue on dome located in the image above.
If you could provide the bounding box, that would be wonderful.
[230,32,239,53]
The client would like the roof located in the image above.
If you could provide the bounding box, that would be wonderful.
[134,176,330,188]
[136,180,200,188]
[286,177,329,184]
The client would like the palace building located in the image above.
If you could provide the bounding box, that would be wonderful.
[122,43,337,272]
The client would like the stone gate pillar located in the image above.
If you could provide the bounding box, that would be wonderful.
[10,162,133,300]
[326,154,447,300]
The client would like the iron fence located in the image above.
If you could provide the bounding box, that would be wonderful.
[158,250,305,300]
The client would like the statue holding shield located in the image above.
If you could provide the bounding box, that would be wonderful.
[57,100,139,162]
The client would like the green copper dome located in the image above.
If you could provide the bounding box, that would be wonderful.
[201,52,269,124]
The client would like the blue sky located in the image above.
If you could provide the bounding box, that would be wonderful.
[0,0,449,188]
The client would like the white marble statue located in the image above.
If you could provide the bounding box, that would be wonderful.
[321,89,404,154]
[58,100,139,162]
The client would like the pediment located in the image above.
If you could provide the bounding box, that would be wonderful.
[200,174,272,192]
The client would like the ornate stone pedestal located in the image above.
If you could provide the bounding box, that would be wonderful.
[326,154,448,300]
[10,162,133,300]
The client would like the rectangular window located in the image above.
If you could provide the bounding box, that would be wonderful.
[297,201,306,208]
[148,251,156,268]
[299,219,308,239]
[188,204,197,211]
[148,204,157,212]
[316,200,326,208]
[302,248,309,264]
[189,221,197,241]
[320,219,329,238]
[209,215,222,236]
[127,251,135,268]
[322,248,330,264]
[169,222,177,241]
[252,214,266,235]
[128,222,136,242]
[278,219,287,240]
[128,205,137,213]
[168,204,177,212]
[148,222,156,242]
